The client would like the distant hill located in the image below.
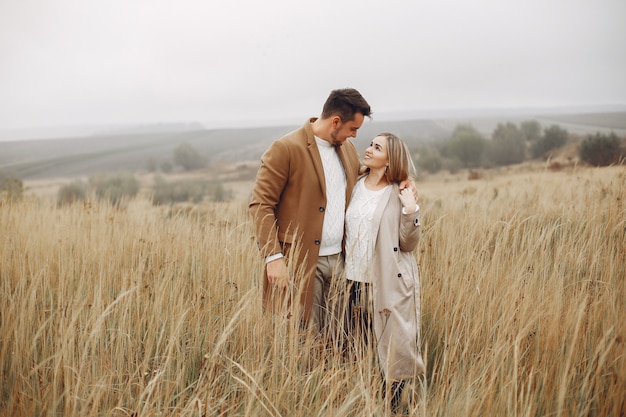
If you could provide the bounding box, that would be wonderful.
[0,125,288,180]
[1,110,625,180]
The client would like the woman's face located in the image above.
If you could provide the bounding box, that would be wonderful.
[363,135,389,170]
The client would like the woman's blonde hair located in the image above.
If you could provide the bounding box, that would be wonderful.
[379,132,417,184]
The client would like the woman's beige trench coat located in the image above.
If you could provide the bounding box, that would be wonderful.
[368,183,425,381]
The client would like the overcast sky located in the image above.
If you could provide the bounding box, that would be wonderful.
[1,0,625,132]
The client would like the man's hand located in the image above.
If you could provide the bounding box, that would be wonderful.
[266,258,290,288]
[399,178,418,202]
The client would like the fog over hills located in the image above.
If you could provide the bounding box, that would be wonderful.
[1,106,625,180]
[2,104,625,142]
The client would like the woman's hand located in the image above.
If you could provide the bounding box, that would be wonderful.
[399,187,418,213]
[399,179,418,201]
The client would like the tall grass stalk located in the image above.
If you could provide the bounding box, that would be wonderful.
[1,166,625,416]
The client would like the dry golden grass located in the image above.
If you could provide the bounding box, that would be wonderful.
[1,165,625,416]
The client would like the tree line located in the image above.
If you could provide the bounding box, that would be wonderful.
[1,124,624,203]
[0,142,229,206]
[415,120,624,174]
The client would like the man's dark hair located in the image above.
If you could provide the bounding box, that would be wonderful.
[321,88,372,121]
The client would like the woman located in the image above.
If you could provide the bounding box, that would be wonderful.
[344,132,425,412]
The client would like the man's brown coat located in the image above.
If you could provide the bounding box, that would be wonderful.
[249,118,361,321]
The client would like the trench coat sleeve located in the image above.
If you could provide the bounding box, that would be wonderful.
[399,206,421,253]
[249,140,290,258]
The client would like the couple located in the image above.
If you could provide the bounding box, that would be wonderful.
[248,88,424,410]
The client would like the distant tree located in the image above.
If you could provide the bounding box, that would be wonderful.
[174,143,208,171]
[90,172,140,205]
[146,157,158,173]
[579,132,623,166]
[151,176,174,205]
[489,122,526,165]
[443,157,463,174]
[57,180,88,206]
[416,145,443,173]
[151,176,210,205]
[447,125,487,168]
[0,170,23,201]
[160,161,173,174]
[531,125,569,158]
[520,120,542,142]
[212,181,227,202]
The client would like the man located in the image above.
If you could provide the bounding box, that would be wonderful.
[249,88,371,333]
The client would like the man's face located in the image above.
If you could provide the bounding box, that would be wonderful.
[329,113,365,146]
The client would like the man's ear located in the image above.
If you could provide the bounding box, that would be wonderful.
[331,115,342,128]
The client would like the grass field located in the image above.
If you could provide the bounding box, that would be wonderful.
[1,165,625,416]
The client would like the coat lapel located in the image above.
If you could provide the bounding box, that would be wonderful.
[370,184,394,252]
[304,121,326,196]
[337,144,357,206]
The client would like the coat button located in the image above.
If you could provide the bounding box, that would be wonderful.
[314,239,320,245]
[397,273,402,278]
[319,206,325,212]
[393,247,398,252]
